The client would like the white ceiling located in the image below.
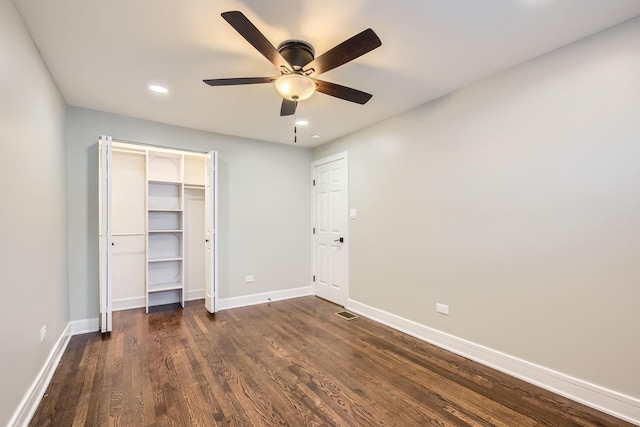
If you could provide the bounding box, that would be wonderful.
[13,0,640,147]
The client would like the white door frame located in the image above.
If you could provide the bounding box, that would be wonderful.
[311,151,349,306]
[98,135,113,333]
[204,150,218,313]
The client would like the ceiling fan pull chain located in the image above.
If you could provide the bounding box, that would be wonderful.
[293,111,297,144]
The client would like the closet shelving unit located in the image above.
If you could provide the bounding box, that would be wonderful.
[146,150,185,312]
[99,137,217,331]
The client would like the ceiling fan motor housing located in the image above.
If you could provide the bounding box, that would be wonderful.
[277,40,315,70]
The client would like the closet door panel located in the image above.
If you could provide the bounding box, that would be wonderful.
[111,149,146,311]
[111,235,146,306]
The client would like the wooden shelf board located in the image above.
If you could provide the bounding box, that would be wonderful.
[148,257,183,263]
[148,180,182,185]
[148,283,183,293]
[148,230,183,233]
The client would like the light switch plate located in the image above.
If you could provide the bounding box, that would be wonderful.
[349,208,357,219]
[436,303,449,315]
[245,275,255,283]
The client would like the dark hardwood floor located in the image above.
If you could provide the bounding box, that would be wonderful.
[30,296,632,426]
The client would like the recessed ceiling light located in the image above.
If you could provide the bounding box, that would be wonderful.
[295,119,309,126]
[312,134,321,139]
[149,84,169,94]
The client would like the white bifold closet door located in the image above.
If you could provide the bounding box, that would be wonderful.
[98,136,113,333]
[204,151,218,313]
[99,137,218,333]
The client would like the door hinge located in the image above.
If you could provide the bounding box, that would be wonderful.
[312,227,315,234]
[313,275,316,282]
[313,179,316,186]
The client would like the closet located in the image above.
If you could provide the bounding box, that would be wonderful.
[98,136,218,333]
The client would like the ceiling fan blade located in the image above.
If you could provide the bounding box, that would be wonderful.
[221,11,291,70]
[280,99,298,116]
[303,28,381,76]
[203,77,275,86]
[313,79,373,104]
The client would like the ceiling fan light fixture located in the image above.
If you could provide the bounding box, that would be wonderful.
[274,74,316,101]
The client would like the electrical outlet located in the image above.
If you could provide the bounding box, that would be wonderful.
[436,303,449,315]
[245,275,255,283]
[40,325,47,343]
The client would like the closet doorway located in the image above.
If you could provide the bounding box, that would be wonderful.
[98,136,218,332]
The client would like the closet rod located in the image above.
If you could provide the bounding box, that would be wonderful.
[98,136,209,155]
[112,232,146,236]
[112,147,146,155]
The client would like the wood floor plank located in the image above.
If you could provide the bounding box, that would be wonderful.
[29,297,635,427]
[250,304,435,425]
[268,300,487,426]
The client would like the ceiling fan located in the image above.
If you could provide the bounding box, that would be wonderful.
[203,11,382,116]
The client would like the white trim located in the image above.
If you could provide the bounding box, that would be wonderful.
[112,296,145,311]
[7,324,71,427]
[69,318,100,335]
[347,299,640,426]
[111,289,205,312]
[212,151,219,313]
[186,288,205,301]
[217,287,312,311]
[310,151,349,168]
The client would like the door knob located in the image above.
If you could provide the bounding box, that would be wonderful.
[333,237,344,243]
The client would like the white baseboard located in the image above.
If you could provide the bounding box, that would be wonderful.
[217,286,313,311]
[8,323,71,427]
[186,289,205,301]
[346,299,640,426]
[112,296,145,311]
[112,289,206,312]
[6,288,309,426]
[69,318,99,335]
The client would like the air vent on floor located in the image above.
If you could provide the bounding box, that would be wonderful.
[335,311,359,320]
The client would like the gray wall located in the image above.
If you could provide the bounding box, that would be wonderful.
[66,107,312,321]
[0,0,68,424]
[314,17,640,399]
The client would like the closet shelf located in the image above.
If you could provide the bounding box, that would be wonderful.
[148,257,183,263]
[148,208,183,212]
[148,179,181,185]
[148,283,183,293]
[148,229,183,233]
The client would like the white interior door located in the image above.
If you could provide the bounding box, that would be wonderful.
[312,152,349,306]
[98,136,113,332]
[204,151,218,313]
